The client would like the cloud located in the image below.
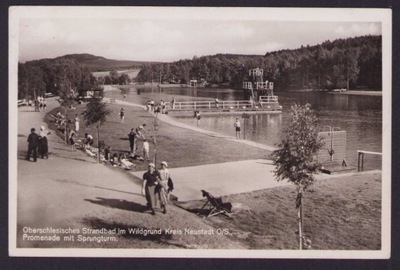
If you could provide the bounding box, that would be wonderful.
[334,22,381,36]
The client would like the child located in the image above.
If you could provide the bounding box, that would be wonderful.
[142,139,150,161]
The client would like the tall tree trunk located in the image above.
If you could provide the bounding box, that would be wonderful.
[97,125,100,163]
[297,188,304,250]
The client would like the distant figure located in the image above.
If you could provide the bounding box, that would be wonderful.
[234,118,241,139]
[28,99,32,111]
[128,128,137,155]
[42,99,47,111]
[74,114,80,132]
[136,123,147,140]
[26,128,39,162]
[120,107,125,123]
[84,133,94,149]
[142,163,160,215]
[171,97,175,109]
[38,125,51,159]
[142,139,150,161]
[69,130,77,150]
[195,111,201,126]
[215,98,219,108]
[160,100,166,114]
[150,99,155,111]
[104,146,112,161]
[146,100,151,112]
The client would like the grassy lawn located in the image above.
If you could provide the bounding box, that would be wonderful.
[178,172,381,250]
[46,102,270,172]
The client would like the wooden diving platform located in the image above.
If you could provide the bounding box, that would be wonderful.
[168,99,282,115]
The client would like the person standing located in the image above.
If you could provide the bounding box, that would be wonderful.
[142,139,150,160]
[128,128,137,155]
[120,107,125,123]
[38,125,51,159]
[157,161,170,214]
[142,163,160,215]
[171,97,175,109]
[42,99,47,111]
[26,128,39,162]
[28,99,32,111]
[234,118,241,139]
[74,114,80,133]
[136,123,147,140]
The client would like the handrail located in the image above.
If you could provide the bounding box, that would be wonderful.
[357,150,382,171]
[173,100,252,110]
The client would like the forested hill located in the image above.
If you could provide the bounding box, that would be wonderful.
[137,35,382,91]
[27,53,158,72]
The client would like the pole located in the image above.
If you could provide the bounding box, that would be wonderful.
[153,116,157,165]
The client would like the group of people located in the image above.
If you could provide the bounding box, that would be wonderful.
[128,124,149,159]
[142,161,173,215]
[146,99,168,116]
[28,96,47,112]
[26,126,51,162]
[69,131,94,150]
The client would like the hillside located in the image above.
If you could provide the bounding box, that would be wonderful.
[55,53,161,72]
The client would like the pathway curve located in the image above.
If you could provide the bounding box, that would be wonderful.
[103,97,277,152]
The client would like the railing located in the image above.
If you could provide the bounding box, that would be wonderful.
[173,100,252,110]
[259,96,279,104]
[357,150,382,171]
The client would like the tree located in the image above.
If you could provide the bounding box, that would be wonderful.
[271,103,324,249]
[82,97,111,162]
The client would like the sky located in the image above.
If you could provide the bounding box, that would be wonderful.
[14,7,383,63]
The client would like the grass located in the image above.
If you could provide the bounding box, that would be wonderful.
[46,102,270,172]
[178,172,381,250]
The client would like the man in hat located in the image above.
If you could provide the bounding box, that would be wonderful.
[26,128,39,162]
[142,163,160,215]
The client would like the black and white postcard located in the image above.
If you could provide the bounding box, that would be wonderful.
[9,6,392,258]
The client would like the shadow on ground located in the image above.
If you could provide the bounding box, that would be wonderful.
[54,179,142,196]
[84,197,147,213]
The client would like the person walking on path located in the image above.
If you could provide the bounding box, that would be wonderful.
[38,125,51,159]
[234,118,241,139]
[128,128,137,155]
[142,139,150,161]
[156,161,170,214]
[26,128,39,162]
[74,114,80,133]
[120,107,125,123]
[142,163,160,215]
